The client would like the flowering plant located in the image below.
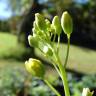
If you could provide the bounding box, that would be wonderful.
[25,11,93,96]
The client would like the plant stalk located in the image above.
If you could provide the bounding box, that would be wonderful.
[57,36,60,53]
[56,56,70,96]
[64,35,70,68]
[44,79,61,96]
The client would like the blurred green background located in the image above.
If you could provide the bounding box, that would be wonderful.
[0,0,96,96]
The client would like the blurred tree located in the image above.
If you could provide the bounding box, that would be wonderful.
[0,20,10,32]
[17,0,44,47]
[7,0,33,33]
[8,0,96,50]
[8,0,32,15]
[7,0,45,57]
[46,0,73,16]
[46,0,96,49]
[70,0,96,49]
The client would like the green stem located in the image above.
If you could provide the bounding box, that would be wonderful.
[56,55,70,96]
[57,36,60,53]
[44,79,61,96]
[53,34,56,42]
[64,35,70,68]
[51,59,61,77]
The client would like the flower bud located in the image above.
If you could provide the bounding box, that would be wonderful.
[35,13,46,31]
[45,19,51,29]
[25,58,45,78]
[82,88,93,96]
[28,35,38,47]
[52,16,62,35]
[33,21,40,32]
[61,11,73,35]
[32,27,42,37]
[43,45,53,56]
[32,28,36,37]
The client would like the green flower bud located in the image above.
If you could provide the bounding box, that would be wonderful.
[52,16,62,35]
[33,21,40,32]
[25,58,45,78]
[32,28,36,37]
[35,13,46,31]
[43,45,53,56]
[28,35,39,47]
[61,11,73,35]
[32,27,42,37]
[33,21,42,36]
[82,88,93,96]
[45,19,51,29]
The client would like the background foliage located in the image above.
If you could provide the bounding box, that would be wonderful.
[0,0,96,96]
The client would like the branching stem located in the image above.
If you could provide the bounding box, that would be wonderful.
[55,54,70,96]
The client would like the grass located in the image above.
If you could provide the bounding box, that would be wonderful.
[0,32,30,60]
[0,32,25,69]
[0,32,17,55]
[59,43,96,74]
[0,32,96,74]
[35,44,96,74]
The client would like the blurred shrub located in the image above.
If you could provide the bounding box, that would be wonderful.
[0,67,53,96]
[0,66,96,96]
[69,74,96,96]
[53,72,96,96]
[0,21,10,32]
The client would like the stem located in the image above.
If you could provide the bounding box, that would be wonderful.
[57,36,60,53]
[51,59,61,77]
[53,34,56,42]
[56,55,70,96]
[64,35,70,68]
[44,79,61,96]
